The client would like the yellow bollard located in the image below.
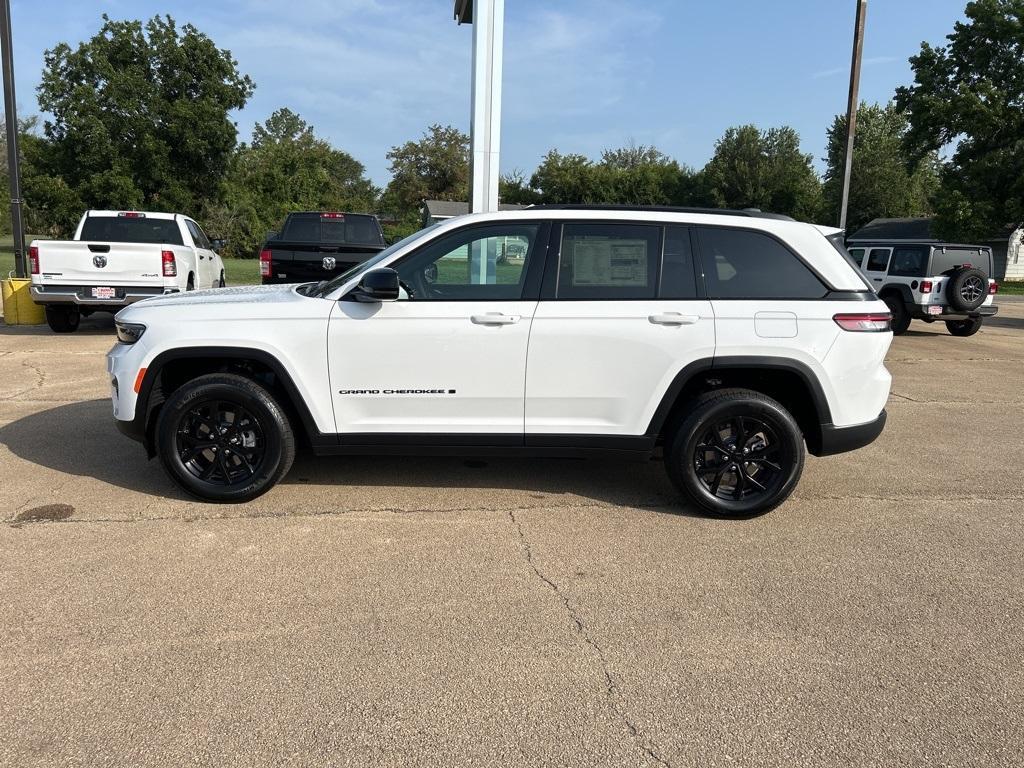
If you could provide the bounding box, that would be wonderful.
[1,276,46,325]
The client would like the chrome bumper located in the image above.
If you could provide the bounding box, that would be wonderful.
[30,285,176,306]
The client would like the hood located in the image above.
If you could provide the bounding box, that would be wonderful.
[130,283,305,308]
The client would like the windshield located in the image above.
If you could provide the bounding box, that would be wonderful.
[310,223,444,297]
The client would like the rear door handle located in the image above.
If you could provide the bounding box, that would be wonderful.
[648,312,700,326]
[471,313,520,326]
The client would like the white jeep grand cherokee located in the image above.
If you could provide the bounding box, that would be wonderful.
[108,206,893,517]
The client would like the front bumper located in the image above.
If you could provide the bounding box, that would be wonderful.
[31,285,177,307]
[813,410,887,457]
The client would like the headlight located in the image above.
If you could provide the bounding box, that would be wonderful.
[115,321,147,344]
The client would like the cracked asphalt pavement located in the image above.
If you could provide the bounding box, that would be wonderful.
[2,301,1023,767]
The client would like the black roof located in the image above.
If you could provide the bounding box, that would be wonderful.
[848,217,937,242]
[525,204,795,221]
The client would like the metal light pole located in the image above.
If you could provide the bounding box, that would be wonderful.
[838,0,867,232]
[455,0,504,214]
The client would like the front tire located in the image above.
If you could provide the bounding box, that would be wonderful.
[155,373,295,503]
[946,316,983,337]
[882,294,911,335]
[665,388,805,518]
[45,305,80,333]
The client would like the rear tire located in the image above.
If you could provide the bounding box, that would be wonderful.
[946,316,983,337]
[155,373,295,503]
[44,305,80,333]
[186,274,195,291]
[665,388,805,518]
[882,294,910,335]
[219,271,226,288]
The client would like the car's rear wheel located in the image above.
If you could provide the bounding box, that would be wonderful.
[219,270,226,288]
[155,373,295,502]
[44,305,80,333]
[946,316,983,337]
[665,388,805,518]
[882,294,910,335]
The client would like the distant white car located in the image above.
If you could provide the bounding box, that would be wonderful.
[108,206,893,517]
[29,210,226,333]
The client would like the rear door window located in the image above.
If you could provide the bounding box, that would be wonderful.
[659,226,698,299]
[697,227,827,299]
[865,248,891,272]
[557,223,661,299]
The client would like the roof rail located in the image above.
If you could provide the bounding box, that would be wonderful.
[524,204,795,221]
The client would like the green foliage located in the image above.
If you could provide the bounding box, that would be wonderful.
[703,125,822,221]
[382,124,470,229]
[821,102,940,232]
[528,144,696,206]
[498,169,541,205]
[896,0,1024,240]
[203,108,378,258]
[31,14,253,232]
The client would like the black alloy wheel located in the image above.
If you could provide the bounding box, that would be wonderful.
[693,415,787,503]
[666,388,804,517]
[175,400,267,485]
[155,373,295,502]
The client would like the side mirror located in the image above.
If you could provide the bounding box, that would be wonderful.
[210,238,226,251]
[350,268,400,302]
[265,231,279,242]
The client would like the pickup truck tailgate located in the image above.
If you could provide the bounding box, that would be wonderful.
[37,242,168,285]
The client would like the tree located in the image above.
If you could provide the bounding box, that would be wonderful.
[32,14,253,223]
[895,0,1024,240]
[204,108,378,258]
[822,103,940,232]
[703,125,822,221]
[381,125,469,228]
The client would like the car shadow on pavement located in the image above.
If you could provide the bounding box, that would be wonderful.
[0,399,694,513]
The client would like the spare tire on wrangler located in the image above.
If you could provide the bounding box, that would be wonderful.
[946,267,987,311]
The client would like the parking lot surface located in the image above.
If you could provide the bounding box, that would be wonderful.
[2,303,1022,767]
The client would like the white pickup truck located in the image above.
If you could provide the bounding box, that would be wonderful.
[30,210,226,333]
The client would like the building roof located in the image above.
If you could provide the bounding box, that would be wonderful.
[423,200,528,219]
[847,217,937,242]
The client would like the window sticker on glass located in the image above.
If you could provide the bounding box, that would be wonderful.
[571,239,648,287]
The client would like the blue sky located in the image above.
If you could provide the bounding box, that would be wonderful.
[8,0,968,186]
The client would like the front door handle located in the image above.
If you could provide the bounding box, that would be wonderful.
[470,313,520,326]
[649,312,699,326]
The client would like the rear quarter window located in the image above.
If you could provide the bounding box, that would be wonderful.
[697,227,827,299]
[888,246,928,277]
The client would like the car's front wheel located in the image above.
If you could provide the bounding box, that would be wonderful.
[946,316,983,337]
[665,388,805,518]
[155,373,295,502]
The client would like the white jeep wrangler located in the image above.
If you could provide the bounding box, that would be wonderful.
[844,239,999,336]
[108,206,893,517]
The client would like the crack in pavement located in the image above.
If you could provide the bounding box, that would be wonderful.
[508,509,673,768]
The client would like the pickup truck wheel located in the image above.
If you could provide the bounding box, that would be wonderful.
[219,271,226,288]
[155,374,295,503]
[946,316,983,337]
[882,294,910,335]
[665,388,804,518]
[44,305,80,333]
[186,274,195,291]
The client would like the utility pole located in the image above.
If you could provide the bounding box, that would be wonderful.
[0,0,25,277]
[838,0,867,232]
[456,0,504,214]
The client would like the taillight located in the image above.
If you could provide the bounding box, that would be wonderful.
[989,281,998,295]
[920,280,932,294]
[161,250,177,277]
[833,313,892,332]
[29,245,39,274]
[260,248,272,277]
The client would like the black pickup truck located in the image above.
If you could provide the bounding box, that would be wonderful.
[259,211,386,284]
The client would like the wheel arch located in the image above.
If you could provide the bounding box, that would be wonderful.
[134,347,327,457]
[647,356,834,455]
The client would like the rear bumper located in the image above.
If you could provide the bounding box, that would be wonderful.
[909,304,998,320]
[31,285,177,307]
[812,410,887,457]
